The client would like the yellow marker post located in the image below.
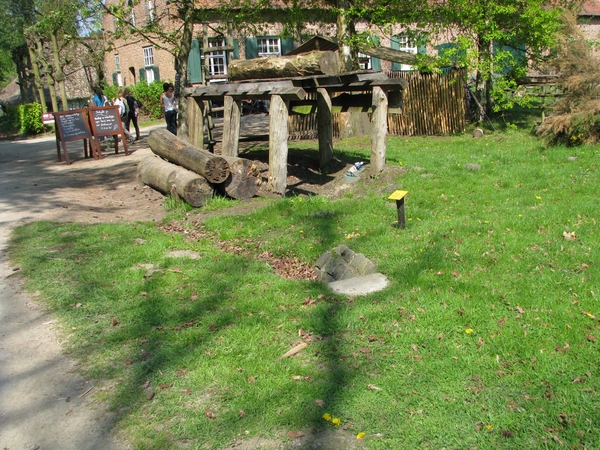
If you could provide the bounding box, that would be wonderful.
[388,190,408,229]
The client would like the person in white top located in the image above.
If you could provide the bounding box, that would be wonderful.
[160,82,177,135]
[114,90,134,143]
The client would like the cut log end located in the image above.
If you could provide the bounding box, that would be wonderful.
[205,159,230,184]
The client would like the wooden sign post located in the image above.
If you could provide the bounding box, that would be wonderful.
[53,109,97,165]
[88,106,129,158]
[388,190,408,229]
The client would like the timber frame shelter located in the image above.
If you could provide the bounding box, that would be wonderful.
[184,70,408,196]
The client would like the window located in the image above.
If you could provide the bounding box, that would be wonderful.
[145,68,155,84]
[143,46,154,66]
[392,34,418,71]
[258,38,281,57]
[358,52,371,70]
[145,0,155,23]
[208,38,227,77]
[114,54,123,87]
[128,0,136,27]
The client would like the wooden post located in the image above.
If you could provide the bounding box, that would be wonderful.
[188,96,203,149]
[317,87,333,170]
[268,94,289,196]
[221,95,241,157]
[370,86,388,175]
[388,190,408,229]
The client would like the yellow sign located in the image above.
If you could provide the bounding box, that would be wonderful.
[388,190,408,200]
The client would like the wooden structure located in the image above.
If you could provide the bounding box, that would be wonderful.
[185,71,407,196]
[53,109,97,165]
[88,106,129,158]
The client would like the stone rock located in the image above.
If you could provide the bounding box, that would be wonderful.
[328,273,390,296]
[464,163,481,171]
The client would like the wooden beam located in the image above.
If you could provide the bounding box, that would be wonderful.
[370,86,388,175]
[221,95,241,157]
[317,87,333,170]
[268,95,289,196]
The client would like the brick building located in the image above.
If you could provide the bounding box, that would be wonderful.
[101,0,433,89]
[102,1,600,90]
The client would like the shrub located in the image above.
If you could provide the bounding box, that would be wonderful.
[130,81,165,120]
[0,104,21,136]
[19,103,44,135]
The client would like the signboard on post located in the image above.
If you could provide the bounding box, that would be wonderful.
[53,109,97,165]
[88,106,129,157]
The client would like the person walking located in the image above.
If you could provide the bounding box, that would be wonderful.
[123,88,142,141]
[160,82,177,135]
[114,90,135,144]
[91,87,108,107]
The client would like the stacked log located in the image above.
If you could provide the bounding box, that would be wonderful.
[143,129,261,204]
[148,129,230,183]
[137,156,214,207]
[216,155,261,200]
[228,50,340,81]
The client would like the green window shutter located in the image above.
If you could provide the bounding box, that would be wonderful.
[233,38,240,59]
[493,42,526,75]
[112,72,118,86]
[245,37,258,59]
[281,37,294,55]
[371,36,381,71]
[139,68,146,83]
[188,39,203,83]
[417,43,427,55]
[153,66,160,81]
[390,36,402,71]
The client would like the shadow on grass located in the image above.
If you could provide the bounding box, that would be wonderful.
[8,208,367,448]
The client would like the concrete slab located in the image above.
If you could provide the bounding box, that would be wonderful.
[327,272,389,296]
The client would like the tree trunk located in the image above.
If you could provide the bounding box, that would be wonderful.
[51,32,69,111]
[148,128,230,183]
[229,51,341,81]
[174,2,194,141]
[336,0,359,72]
[137,156,214,207]
[214,155,261,200]
[27,43,47,113]
[34,37,59,113]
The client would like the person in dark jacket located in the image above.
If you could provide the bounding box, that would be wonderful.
[123,88,142,141]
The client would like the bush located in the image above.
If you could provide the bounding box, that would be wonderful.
[130,81,165,120]
[19,103,44,135]
[0,103,44,137]
[0,104,21,136]
[101,81,165,120]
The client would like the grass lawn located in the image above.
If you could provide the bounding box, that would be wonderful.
[8,126,600,449]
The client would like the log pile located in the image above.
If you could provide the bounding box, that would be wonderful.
[139,129,261,206]
[228,50,340,81]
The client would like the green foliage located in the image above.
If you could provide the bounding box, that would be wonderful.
[19,102,44,135]
[0,102,44,137]
[130,81,166,120]
[102,85,119,104]
[0,104,21,135]
[101,81,165,119]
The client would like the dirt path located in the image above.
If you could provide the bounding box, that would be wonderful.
[0,129,165,449]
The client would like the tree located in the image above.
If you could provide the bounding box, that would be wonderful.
[420,0,584,115]
[0,0,36,100]
[0,0,103,110]
[103,0,196,139]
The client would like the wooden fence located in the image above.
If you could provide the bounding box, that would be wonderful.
[287,68,467,139]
